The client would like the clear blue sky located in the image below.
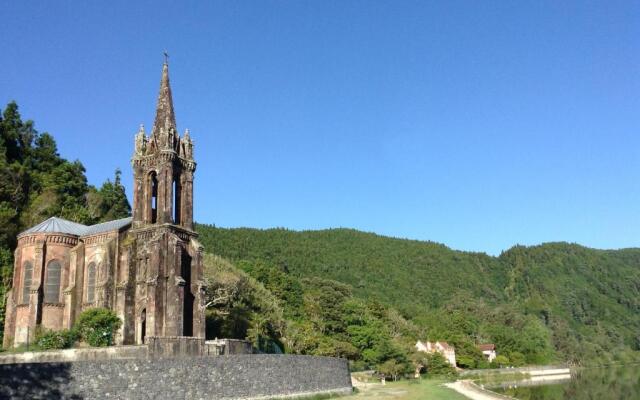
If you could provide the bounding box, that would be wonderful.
[1,1,639,255]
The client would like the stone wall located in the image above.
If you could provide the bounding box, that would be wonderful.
[0,355,352,400]
[146,336,204,358]
[205,338,253,355]
[0,345,147,365]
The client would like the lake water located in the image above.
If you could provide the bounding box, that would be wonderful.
[482,366,640,400]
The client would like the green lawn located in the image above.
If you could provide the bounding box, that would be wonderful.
[353,378,468,400]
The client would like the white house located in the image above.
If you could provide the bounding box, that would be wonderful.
[478,344,496,363]
[415,340,457,367]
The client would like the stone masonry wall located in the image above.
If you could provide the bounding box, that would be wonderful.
[0,345,147,365]
[0,355,352,400]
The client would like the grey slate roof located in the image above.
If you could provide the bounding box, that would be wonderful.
[82,217,133,236]
[21,217,88,236]
[20,216,132,237]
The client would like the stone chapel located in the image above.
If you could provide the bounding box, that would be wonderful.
[3,61,206,348]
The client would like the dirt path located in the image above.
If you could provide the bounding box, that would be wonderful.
[444,380,515,400]
[351,380,409,398]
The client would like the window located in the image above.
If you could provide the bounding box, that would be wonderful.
[87,262,96,303]
[173,178,181,224]
[44,260,62,303]
[150,172,158,224]
[22,262,33,304]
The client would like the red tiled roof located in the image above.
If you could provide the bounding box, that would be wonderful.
[478,344,495,351]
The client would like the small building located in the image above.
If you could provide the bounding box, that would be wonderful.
[478,344,496,362]
[415,340,456,367]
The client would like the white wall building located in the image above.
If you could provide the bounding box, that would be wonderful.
[478,344,497,362]
[415,340,457,367]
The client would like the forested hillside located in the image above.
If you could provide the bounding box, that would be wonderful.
[0,102,130,344]
[197,225,640,366]
[1,100,639,372]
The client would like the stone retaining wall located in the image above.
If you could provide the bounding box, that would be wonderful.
[459,365,571,377]
[0,345,147,365]
[0,354,352,400]
[146,336,205,358]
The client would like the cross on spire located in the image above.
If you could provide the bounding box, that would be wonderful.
[163,50,169,65]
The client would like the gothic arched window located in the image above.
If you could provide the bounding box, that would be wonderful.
[22,261,33,304]
[44,260,62,303]
[150,172,158,224]
[173,177,181,224]
[87,262,96,303]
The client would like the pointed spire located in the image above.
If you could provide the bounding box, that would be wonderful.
[150,60,177,142]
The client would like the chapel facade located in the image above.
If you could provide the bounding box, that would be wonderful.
[2,61,206,348]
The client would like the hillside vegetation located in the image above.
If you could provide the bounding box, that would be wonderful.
[1,101,638,373]
[197,225,640,366]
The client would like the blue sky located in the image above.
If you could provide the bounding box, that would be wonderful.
[1,1,639,255]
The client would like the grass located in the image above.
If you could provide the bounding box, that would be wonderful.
[353,378,469,400]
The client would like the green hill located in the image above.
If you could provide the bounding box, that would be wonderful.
[2,100,638,371]
[197,224,640,365]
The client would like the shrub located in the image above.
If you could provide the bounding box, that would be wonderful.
[411,352,457,377]
[74,308,121,347]
[508,351,526,367]
[422,352,457,377]
[35,328,77,350]
[492,354,510,368]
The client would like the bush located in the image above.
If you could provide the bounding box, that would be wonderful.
[35,328,77,350]
[492,354,510,368]
[422,352,457,377]
[508,351,526,367]
[74,308,121,347]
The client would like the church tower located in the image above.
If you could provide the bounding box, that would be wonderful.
[131,61,195,229]
[123,60,205,344]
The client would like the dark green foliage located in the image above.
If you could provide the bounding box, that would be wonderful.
[238,260,304,318]
[74,308,121,347]
[203,254,416,370]
[196,226,506,315]
[378,358,412,381]
[0,248,12,345]
[202,254,285,353]
[87,169,131,223]
[35,328,77,350]
[196,225,640,366]
[0,102,131,344]
[417,352,457,377]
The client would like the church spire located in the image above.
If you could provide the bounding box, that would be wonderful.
[150,59,177,145]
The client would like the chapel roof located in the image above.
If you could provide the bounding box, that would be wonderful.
[82,217,133,236]
[20,216,132,237]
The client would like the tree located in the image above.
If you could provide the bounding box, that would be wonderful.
[493,355,510,368]
[92,169,131,222]
[0,248,13,344]
[421,352,457,377]
[378,359,407,381]
[508,352,526,367]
